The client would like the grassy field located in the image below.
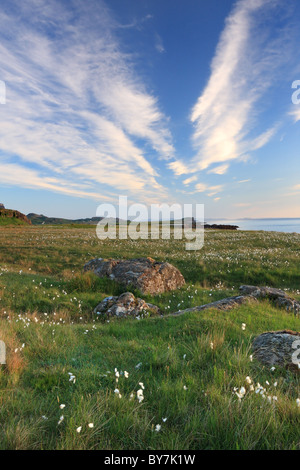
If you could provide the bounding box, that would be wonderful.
[0,225,299,450]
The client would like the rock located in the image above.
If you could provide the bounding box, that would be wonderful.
[167,284,299,318]
[204,223,239,230]
[239,285,300,315]
[84,257,185,295]
[170,295,257,316]
[0,208,31,225]
[94,292,160,318]
[252,330,300,371]
[240,285,288,298]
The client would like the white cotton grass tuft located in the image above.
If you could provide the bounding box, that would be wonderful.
[137,389,144,403]
[58,415,64,425]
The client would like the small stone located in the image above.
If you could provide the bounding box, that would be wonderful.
[93,292,160,318]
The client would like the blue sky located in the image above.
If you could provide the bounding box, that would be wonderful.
[0,0,299,219]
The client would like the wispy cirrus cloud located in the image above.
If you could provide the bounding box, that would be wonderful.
[195,183,223,197]
[290,107,300,123]
[0,0,173,202]
[183,175,197,185]
[169,0,296,177]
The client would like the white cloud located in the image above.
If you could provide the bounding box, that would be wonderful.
[183,175,197,185]
[0,162,110,200]
[0,0,173,203]
[195,183,208,192]
[208,164,229,175]
[168,160,191,176]
[155,33,165,54]
[169,0,294,178]
[290,107,300,123]
[195,183,223,196]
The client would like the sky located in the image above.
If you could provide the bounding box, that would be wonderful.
[0,0,299,220]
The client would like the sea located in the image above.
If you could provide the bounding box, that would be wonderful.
[206,218,300,234]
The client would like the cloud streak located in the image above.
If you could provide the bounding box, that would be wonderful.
[0,0,173,202]
[169,0,296,177]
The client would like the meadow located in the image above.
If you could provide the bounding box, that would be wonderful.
[0,225,299,450]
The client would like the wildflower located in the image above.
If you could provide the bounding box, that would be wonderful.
[162,417,167,422]
[242,323,246,330]
[183,385,188,391]
[245,376,252,384]
[124,371,129,378]
[59,404,66,409]
[76,426,82,433]
[235,386,247,401]
[68,372,76,383]
[155,424,161,432]
[88,423,94,428]
[137,389,144,403]
[296,398,300,408]
[58,415,64,425]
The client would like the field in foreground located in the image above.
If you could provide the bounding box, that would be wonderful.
[0,225,299,450]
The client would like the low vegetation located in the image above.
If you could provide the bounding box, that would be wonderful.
[0,225,299,449]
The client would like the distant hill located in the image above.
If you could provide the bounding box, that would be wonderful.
[27,213,106,225]
[0,208,32,226]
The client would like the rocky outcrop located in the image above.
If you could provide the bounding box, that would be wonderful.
[170,295,257,316]
[204,223,239,230]
[94,292,160,318]
[0,203,5,210]
[252,330,300,371]
[0,209,31,225]
[84,257,185,294]
[239,285,300,315]
[167,285,299,317]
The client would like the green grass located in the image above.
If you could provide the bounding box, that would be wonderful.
[0,225,299,449]
[0,217,27,226]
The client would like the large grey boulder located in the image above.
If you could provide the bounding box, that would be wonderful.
[252,330,300,371]
[84,257,185,295]
[94,292,160,318]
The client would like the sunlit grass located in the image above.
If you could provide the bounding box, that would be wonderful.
[0,225,299,449]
